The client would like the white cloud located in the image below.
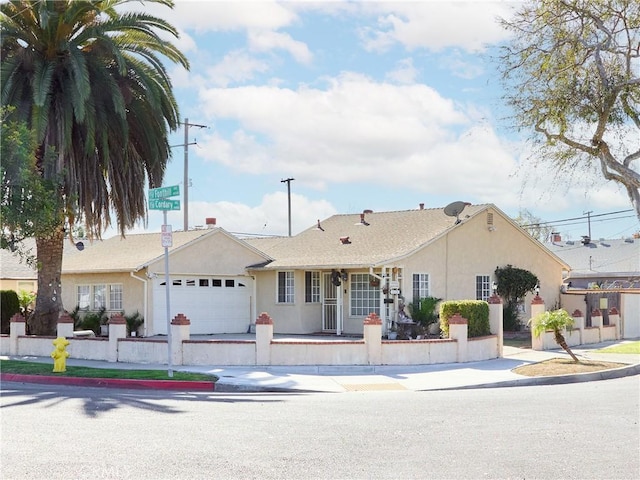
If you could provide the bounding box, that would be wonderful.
[385,57,419,84]
[196,74,515,196]
[359,2,515,53]
[137,192,337,237]
[205,50,271,87]
[248,30,313,64]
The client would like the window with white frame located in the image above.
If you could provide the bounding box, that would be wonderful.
[109,284,123,310]
[77,285,91,309]
[476,275,491,301]
[277,271,295,303]
[77,284,123,311]
[305,271,320,303]
[350,273,380,316]
[412,273,430,301]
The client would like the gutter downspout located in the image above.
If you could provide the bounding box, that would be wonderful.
[370,266,387,334]
[130,271,148,337]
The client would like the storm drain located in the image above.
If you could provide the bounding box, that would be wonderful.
[340,382,407,392]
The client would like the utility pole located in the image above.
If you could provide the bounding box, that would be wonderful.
[181,118,208,231]
[281,178,294,237]
[584,210,593,239]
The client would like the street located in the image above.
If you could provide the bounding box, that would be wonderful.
[1,377,639,479]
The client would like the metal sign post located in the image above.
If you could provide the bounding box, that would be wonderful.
[149,185,180,377]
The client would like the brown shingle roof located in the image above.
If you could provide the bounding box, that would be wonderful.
[245,204,489,269]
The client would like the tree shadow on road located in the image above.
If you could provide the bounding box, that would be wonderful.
[0,383,295,418]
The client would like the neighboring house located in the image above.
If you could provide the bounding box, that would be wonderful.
[545,235,640,289]
[245,203,570,335]
[0,238,37,294]
[546,234,640,332]
[60,227,271,336]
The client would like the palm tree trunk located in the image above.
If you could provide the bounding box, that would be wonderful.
[554,330,580,363]
[28,227,65,336]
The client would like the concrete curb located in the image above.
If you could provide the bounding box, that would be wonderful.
[0,373,216,392]
[426,362,640,391]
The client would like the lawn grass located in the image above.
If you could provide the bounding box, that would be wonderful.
[0,359,217,382]
[594,341,640,354]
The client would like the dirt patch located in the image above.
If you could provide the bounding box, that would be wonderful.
[513,358,627,377]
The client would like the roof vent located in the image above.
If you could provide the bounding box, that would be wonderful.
[340,236,351,245]
[316,219,324,231]
[625,237,634,243]
[581,235,591,245]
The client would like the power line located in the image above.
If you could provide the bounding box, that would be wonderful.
[521,209,635,229]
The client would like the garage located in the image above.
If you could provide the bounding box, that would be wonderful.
[152,275,253,335]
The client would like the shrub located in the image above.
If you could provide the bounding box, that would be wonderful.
[439,300,490,338]
[124,311,144,336]
[408,296,442,328]
[76,306,108,335]
[1,290,21,334]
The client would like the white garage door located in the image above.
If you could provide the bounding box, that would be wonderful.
[152,276,252,335]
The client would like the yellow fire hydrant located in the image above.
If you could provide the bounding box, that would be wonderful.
[51,337,70,372]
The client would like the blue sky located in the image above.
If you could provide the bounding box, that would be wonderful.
[118,0,639,241]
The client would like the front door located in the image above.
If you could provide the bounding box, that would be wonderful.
[322,273,338,332]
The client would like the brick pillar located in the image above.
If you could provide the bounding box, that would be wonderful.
[170,313,191,366]
[608,307,620,340]
[107,313,126,362]
[57,313,74,338]
[9,313,25,355]
[255,312,273,365]
[530,295,546,351]
[488,294,503,357]
[448,313,468,363]
[572,309,585,345]
[363,313,382,365]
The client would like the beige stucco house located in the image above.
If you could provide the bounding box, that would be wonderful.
[60,228,271,336]
[0,238,37,294]
[245,203,570,335]
[52,202,568,337]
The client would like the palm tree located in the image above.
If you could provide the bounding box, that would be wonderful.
[529,309,580,362]
[1,0,189,334]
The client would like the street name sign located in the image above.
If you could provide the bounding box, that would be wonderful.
[149,185,180,199]
[149,198,181,211]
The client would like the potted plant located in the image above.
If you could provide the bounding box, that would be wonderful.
[124,311,144,337]
[408,296,442,336]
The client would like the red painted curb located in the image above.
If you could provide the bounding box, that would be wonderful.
[0,373,215,391]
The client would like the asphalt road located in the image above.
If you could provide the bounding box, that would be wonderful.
[1,377,638,479]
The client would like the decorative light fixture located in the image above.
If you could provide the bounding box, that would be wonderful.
[341,269,348,281]
[491,281,497,294]
[535,284,540,296]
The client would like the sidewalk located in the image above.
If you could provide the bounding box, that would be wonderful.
[2,340,639,393]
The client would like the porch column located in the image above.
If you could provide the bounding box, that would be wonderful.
[363,313,382,365]
[488,294,503,357]
[255,312,273,365]
[107,313,127,362]
[530,295,546,351]
[57,313,74,338]
[448,313,468,363]
[9,313,25,355]
[591,308,603,343]
[170,313,191,366]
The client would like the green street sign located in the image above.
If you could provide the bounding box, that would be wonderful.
[149,185,180,199]
[149,198,181,211]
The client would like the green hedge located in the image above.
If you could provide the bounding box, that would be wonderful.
[439,300,490,338]
[1,290,21,334]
